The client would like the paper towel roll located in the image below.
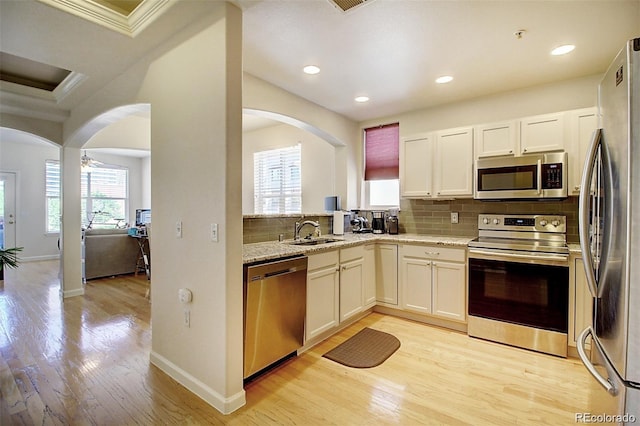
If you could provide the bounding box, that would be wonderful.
[333,211,344,235]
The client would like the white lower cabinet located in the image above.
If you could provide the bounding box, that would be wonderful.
[375,244,398,305]
[363,244,377,308]
[339,246,365,322]
[570,256,594,349]
[399,244,467,322]
[305,250,340,341]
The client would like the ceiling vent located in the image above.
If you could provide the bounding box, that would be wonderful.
[327,0,374,13]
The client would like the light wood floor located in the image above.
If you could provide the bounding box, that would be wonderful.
[1,260,603,425]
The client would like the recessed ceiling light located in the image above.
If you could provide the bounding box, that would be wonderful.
[355,96,370,103]
[303,65,320,75]
[551,45,575,56]
[435,75,453,84]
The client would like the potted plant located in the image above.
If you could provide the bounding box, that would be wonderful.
[0,247,23,283]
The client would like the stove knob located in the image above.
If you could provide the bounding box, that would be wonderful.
[540,219,548,226]
[483,217,490,225]
[493,218,500,225]
[551,220,560,227]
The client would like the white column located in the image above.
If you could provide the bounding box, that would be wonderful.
[60,146,84,298]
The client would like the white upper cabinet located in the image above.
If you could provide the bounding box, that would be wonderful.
[434,127,473,198]
[567,107,598,195]
[519,112,566,154]
[474,121,519,158]
[400,133,433,198]
[400,128,473,199]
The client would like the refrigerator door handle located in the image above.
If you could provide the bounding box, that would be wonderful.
[577,327,618,396]
[579,128,602,298]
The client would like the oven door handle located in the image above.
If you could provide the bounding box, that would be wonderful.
[578,128,602,298]
[468,248,568,265]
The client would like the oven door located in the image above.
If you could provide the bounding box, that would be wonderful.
[468,251,569,333]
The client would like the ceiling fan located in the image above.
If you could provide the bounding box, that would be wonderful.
[81,150,104,169]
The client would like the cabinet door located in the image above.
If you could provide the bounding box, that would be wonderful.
[339,257,364,322]
[568,108,598,195]
[432,261,466,322]
[400,134,433,197]
[400,255,432,314]
[363,244,376,308]
[306,263,339,341]
[434,127,473,197]
[474,121,518,158]
[520,112,565,154]
[572,258,594,348]
[376,244,398,305]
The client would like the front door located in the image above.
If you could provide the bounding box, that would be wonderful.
[0,172,17,249]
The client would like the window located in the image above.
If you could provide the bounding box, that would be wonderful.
[81,166,128,228]
[45,161,129,231]
[364,123,400,207]
[254,144,301,214]
[45,160,61,233]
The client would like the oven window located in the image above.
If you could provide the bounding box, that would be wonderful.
[469,258,568,332]
[477,165,537,191]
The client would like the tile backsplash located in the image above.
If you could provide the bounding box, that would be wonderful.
[243,214,332,244]
[398,197,579,242]
[243,197,579,244]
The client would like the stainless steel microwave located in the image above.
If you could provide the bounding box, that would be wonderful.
[474,152,568,200]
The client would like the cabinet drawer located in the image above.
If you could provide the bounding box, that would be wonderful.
[400,244,465,263]
[308,250,339,271]
[340,245,365,263]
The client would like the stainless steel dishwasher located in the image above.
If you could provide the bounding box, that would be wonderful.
[243,256,308,379]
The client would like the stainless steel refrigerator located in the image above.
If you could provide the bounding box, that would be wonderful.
[578,37,640,423]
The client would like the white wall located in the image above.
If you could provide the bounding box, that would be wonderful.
[360,74,600,135]
[242,123,336,214]
[0,137,60,260]
[136,3,245,414]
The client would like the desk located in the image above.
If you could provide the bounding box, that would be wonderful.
[129,234,150,297]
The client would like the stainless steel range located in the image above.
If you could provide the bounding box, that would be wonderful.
[467,214,570,357]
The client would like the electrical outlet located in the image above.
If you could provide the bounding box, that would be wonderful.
[183,310,190,327]
[176,220,182,238]
[451,212,459,224]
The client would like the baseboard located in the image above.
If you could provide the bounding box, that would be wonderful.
[373,305,468,333]
[22,254,60,262]
[62,288,85,298]
[150,351,246,415]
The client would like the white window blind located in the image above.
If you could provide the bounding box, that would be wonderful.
[45,160,61,232]
[254,144,301,214]
[45,161,129,230]
[81,166,128,228]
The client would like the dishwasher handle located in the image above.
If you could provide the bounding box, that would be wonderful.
[247,256,308,281]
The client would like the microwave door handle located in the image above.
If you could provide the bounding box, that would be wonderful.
[536,159,542,195]
[579,128,602,298]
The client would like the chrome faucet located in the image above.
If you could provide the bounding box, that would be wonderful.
[294,220,320,240]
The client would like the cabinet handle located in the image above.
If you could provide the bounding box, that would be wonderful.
[341,266,347,271]
[509,150,513,154]
[425,251,440,256]
[574,185,581,191]
[523,148,528,153]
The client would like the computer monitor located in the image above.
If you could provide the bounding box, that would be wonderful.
[135,209,151,226]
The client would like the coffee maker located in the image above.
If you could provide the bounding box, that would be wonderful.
[372,211,386,234]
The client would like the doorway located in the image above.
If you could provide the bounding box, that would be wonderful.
[0,171,17,249]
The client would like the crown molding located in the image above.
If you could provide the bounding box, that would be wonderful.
[36,0,171,37]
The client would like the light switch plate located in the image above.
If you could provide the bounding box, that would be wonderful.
[211,223,218,242]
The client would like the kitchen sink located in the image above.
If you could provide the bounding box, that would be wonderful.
[286,237,343,246]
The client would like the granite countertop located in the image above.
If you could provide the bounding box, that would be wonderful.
[243,233,475,264]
